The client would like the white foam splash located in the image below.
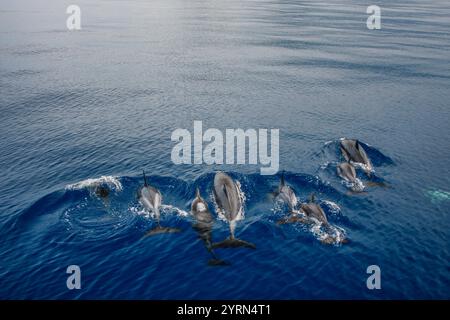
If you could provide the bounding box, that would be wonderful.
[425,189,450,203]
[309,222,346,245]
[130,204,189,219]
[342,177,365,192]
[235,181,246,220]
[319,161,333,170]
[213,197,228,222]
[284,208,346,245]
[352,162,374,175]
[272,198,287,214]
[66,176,123,191]
[321,200,341,215]
[161,204,190,217]
[130,205,151,218]
[352,178,365,192]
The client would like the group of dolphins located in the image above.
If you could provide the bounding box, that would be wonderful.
[337,138,374,191]
[95,139,377,265]
[140,170,256,264]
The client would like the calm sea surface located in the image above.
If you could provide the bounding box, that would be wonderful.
[0,0,449,299]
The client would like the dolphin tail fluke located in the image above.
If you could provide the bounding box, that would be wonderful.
[211,238,256,249]
[143,226,181,237]
[195,187,201,198]
[205,243,230,266]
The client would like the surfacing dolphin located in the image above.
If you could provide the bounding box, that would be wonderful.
[93,184,111,208]
[95,185,110,198]
[191,188,228,266]
[300,194,329,225]
[340,139,373,177]
[277,192,348,245]
[275,173,298,212]
[211,172,256,249]
[274,175,306,225]
[337,162,365,192]
[302,194,348,244]
[139,171,181,236]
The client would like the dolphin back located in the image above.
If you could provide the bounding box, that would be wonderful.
[301,203,328,224]
[278,185,298,210]
[140,186,162,213]
[340,139,359,162]
[213,172,242,221]
[340,139,372,169]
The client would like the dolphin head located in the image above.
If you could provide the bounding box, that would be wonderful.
[95,185,109,198]
[192,187,207,212]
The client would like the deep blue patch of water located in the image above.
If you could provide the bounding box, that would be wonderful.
[0,0,449,299]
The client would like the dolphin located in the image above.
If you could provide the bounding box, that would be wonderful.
[211,172,256,249]
[274,174,308,225]
[279,193,348,245]
[92,184,112,208]
[139,171,181,236]
[275,174,298,212]
[95,185,110,198]
[340,139,373,176]
[337,162,368,193]
[191,188,228,266]
[300,195,349,245]
[300,194,329,225]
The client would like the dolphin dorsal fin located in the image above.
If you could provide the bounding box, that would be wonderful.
[195,187,201,198]
[355,140,360,150]
[280,173,286,188]
[143,170,148,187]
[309,193,316,203]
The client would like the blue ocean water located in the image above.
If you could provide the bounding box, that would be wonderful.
[0,0,449,299]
